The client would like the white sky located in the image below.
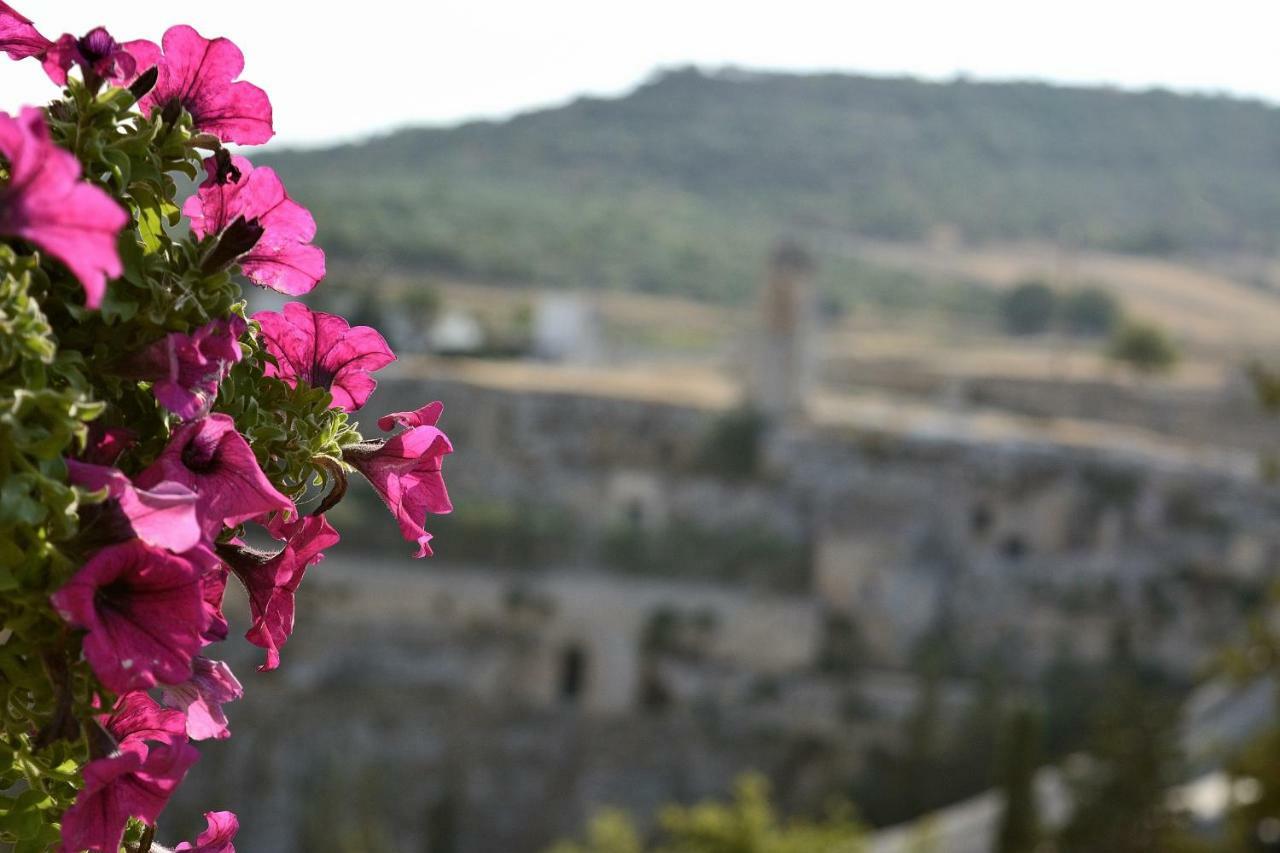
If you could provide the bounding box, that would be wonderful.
[4,1,1279,148]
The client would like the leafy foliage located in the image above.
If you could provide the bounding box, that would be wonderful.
[548,774,867,853]
[999,280,1056,336]
[1059,286,1122,338]
[995,705,1041,853]
[0,64,371,850]
[1107,320,1179,375]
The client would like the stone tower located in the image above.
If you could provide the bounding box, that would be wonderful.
[747,240,817,417]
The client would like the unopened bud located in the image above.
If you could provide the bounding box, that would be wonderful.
[202,216,264,274]
[128,66,158,101]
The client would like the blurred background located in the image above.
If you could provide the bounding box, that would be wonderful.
[20,2,1280,851]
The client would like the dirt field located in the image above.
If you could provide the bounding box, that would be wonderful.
[847,238,1280,358]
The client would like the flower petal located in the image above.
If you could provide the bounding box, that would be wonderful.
[67,460,203,553]
[185,158,324,294]
[136,414,295,538]
[0,107,126,307]
[50,540,208,692]
[255,302,395,412]
[134,25,272,145]
[0,2,50,60]
[162,656,243,741]
[175,811,239,853]
[224,513,338,670]
[346,424,453,558]
[378,400,444,432]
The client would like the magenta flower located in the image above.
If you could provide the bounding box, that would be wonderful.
[63,692,193,851]
[136,414,295,538]
[123,316,246,420]
[162,656,243,741]
[378,400,444,432]
[80,424,136,466]
[103,690,187,747]
[51,537,211,691]
[221,513,339,671]
[0,107,126,308]
[176,811,239,853]
[171,541,230,649]
[59,736,198,853]
[127,25,272,145]
[42,27,137,87]
[183,153,323,295]
[196,556,230,647]
[201,577,229,645]
[50,539,209,693]
[0,2,49,60]
[346,414,453,558]
[67,459,202,554]
[254,302,396,412]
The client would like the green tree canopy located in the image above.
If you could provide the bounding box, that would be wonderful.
[1107,321,1179,375]
[1000,281,1057,336]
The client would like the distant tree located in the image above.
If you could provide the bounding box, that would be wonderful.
[403,284,443,321]
[898,652,946,817]
[1058,287,1122,338]
[698,405,768,480]
[548,774,867,853]
[817,612,869,674]
[1218,589,1280,852]
[1056,666,1188,853]
[1000,280,1057,336]
[1107,321,1179,376]
[269,72,1280,303]
[1223,726,1280,852]
[1246,360,1280,432]
[548,809,644,853]
[994,705,1042,853]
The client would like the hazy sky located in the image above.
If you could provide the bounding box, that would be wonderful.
[4,1,1278,148]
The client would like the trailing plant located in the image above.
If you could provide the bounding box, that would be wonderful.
[0,7,454,851]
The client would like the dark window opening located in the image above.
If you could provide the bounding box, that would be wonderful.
[970,503,994,535]
[559,644,587,702]
[638,665,672,713]
[1000,534,1028,561]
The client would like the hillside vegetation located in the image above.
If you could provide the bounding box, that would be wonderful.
[264,68,1280,305]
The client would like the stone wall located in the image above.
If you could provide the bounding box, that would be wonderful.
[368,372,1280,678]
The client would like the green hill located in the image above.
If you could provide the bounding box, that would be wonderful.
[263,68,1280,304]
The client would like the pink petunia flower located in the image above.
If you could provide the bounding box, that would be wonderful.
[377,400,444,432]
[102,690,187,747]
[59,736,198,853]
[136,414,295,539]
[127,25,272,145]
[0,107,127,308]
[122,315,246,420]
[345,413,453,558]
[190,546,230,647]
[176,811,239,853]
[0,2,49,60]
[183,153,324,295]
[80,424,136,466]
[162,656,243,741]
[200,574,229,645]
[220,513,339,671]
[254,302,396,413]
[67,459,202,554]
[42,26,137,87]
[50,540,209,693]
